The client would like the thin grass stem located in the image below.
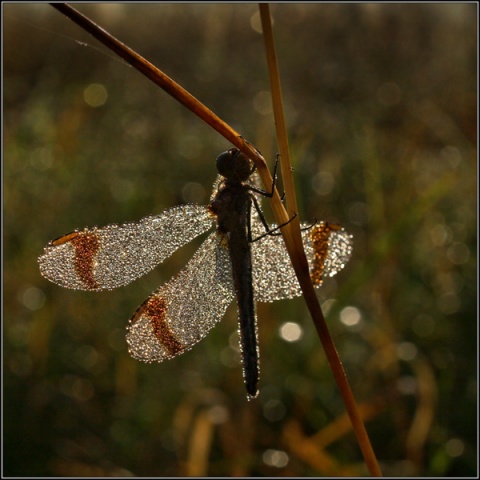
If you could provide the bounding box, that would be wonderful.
[259,4,382,476]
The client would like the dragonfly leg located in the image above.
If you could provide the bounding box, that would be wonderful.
[248,196,298,242]
[301,218,318,232]
[248,153,283,199]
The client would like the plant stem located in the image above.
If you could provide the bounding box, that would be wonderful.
[49,3,290,226]
[259,4,382,476]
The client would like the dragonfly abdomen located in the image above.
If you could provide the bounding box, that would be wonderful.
[227,220,259,399]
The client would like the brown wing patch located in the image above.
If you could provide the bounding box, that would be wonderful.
[67,232,100,290]
[132,296,184,357]
[310,223,343,286]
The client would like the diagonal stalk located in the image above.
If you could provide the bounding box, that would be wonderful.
[49,3,288,225]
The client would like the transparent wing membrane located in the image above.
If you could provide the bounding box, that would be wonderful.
[126,233,235,362]
[252,222,353,303]
[38,205,214,291]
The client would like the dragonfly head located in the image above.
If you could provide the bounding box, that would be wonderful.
[216,148,255,183]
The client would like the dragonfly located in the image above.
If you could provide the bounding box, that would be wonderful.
[38,148,352,399]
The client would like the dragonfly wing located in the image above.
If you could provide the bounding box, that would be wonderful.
[126,232,235,362]
[38,205,214,291]
[252,222,353,302]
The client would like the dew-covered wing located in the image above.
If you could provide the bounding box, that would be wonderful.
[126,232,235,362]
[252,222,353,302]
[38,205,214,291]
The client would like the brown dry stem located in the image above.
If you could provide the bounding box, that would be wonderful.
[259,4,381,476]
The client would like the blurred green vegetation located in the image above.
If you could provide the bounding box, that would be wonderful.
[3,3,477,477]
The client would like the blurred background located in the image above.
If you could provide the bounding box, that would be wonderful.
[3,3,477,477]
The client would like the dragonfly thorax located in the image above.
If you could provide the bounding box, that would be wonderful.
[208,181,250,236]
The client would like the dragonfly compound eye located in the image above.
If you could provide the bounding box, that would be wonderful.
[216,148,253,182]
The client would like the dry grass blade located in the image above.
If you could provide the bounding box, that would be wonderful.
[259,4,382,476]
[49,3,287,223]
[51,3,295,259]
